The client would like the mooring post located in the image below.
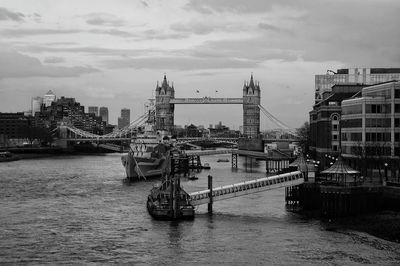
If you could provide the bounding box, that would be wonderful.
[208,175,213,214]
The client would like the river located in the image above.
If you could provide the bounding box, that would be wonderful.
[1,154,399,265]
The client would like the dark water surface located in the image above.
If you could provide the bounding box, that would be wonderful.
[1,154,400,265]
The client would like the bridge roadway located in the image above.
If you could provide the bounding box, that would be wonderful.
[185,149,289,159]
[189,171,304,206]
[170,97,243,104]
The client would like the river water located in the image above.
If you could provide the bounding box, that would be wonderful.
[1,153,400,265]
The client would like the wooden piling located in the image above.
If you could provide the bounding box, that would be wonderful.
[208,175,213,214]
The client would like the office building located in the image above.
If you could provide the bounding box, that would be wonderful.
[0,112,30,139]
[309,84,367,167]
[43,90,56,107]
[118,108,130,128]
[37,97,106,134]
[99,107,109,124]
[341,81,400,179]
[88,106,99,116]
[31,97,43,116]
[315,68,400,103]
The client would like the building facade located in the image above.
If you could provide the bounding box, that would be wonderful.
[341,81,400,180]
[315,68,400,103]
[0,112,30,139]
[118,108,131,128]
[309,84,367,167]
[88,106,99,116]
[36,97,106,134]
[31,97,43,116]
[43,90,56,107]
[99,107,109,124]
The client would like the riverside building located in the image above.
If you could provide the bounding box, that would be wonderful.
[341,81,400,181]
[309,84,367,167]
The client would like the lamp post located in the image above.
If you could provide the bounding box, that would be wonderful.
[384,162,388,183]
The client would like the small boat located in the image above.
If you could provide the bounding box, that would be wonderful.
[202,163,211,169]
[217,158,229,162]
[188,175,199,180]
[0,152,20,162]
[147,177,195,220]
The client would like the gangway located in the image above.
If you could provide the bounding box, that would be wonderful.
[189,171,304,206]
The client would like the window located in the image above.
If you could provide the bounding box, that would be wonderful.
[395,133,400,142]
[342,119,362,128]
[351,133,362,141]
[395,104,400,113]
[395,118,400,127]
[371,104,382,113]
[395,89,400,98]
[332,145,338,151]
[333,134,338,140]
[333,124,338,131]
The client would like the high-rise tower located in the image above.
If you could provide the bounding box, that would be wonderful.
[99,107,109,124]
[155,74,175,132]
[242,74,260,138]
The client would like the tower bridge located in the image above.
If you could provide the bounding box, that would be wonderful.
[155,74,260,138]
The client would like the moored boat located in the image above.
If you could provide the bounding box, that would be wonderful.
[121,125,176,181]
[147,167,195,220]
[0,151,20,162]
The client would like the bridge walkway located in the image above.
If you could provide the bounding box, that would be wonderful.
[188,171,304,206]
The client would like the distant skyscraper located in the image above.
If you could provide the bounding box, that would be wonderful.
[99,107,109,124]
[118,108,130,128]
[43,90,56,107]
[31,96,43,116]
[88,106,99,116]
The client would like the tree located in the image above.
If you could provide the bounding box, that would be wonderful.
[296,121,310,154]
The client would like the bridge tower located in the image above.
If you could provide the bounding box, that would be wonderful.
[155,74,175,132]
[242,74,261,138]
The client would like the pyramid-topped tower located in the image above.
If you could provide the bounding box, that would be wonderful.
[155,74,175,132]
[242,74,261,138]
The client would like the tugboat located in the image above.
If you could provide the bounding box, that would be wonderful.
[147,153,195,220]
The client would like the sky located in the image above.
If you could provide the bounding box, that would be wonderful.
[0,0,399,130]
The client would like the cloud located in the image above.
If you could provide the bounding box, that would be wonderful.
[170,22,215,35]
[258,23,294,35]
[85,87,115,99]
[43,56,65,64]
[89,28,134,37]
[85,13,125,26]
[0,49,99,79]
[141,1,149,8]
[184,0,276,14]
[1,28,81,37]
[0,7,24,21]
[103,56,257,70]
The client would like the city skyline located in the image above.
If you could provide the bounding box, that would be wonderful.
[0,0,399,128]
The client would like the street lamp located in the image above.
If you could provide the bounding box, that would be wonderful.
[384,163,388,182]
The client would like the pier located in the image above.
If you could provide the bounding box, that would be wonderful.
[189,171,304,207]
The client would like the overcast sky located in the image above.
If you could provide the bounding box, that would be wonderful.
[0,0,399,129]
